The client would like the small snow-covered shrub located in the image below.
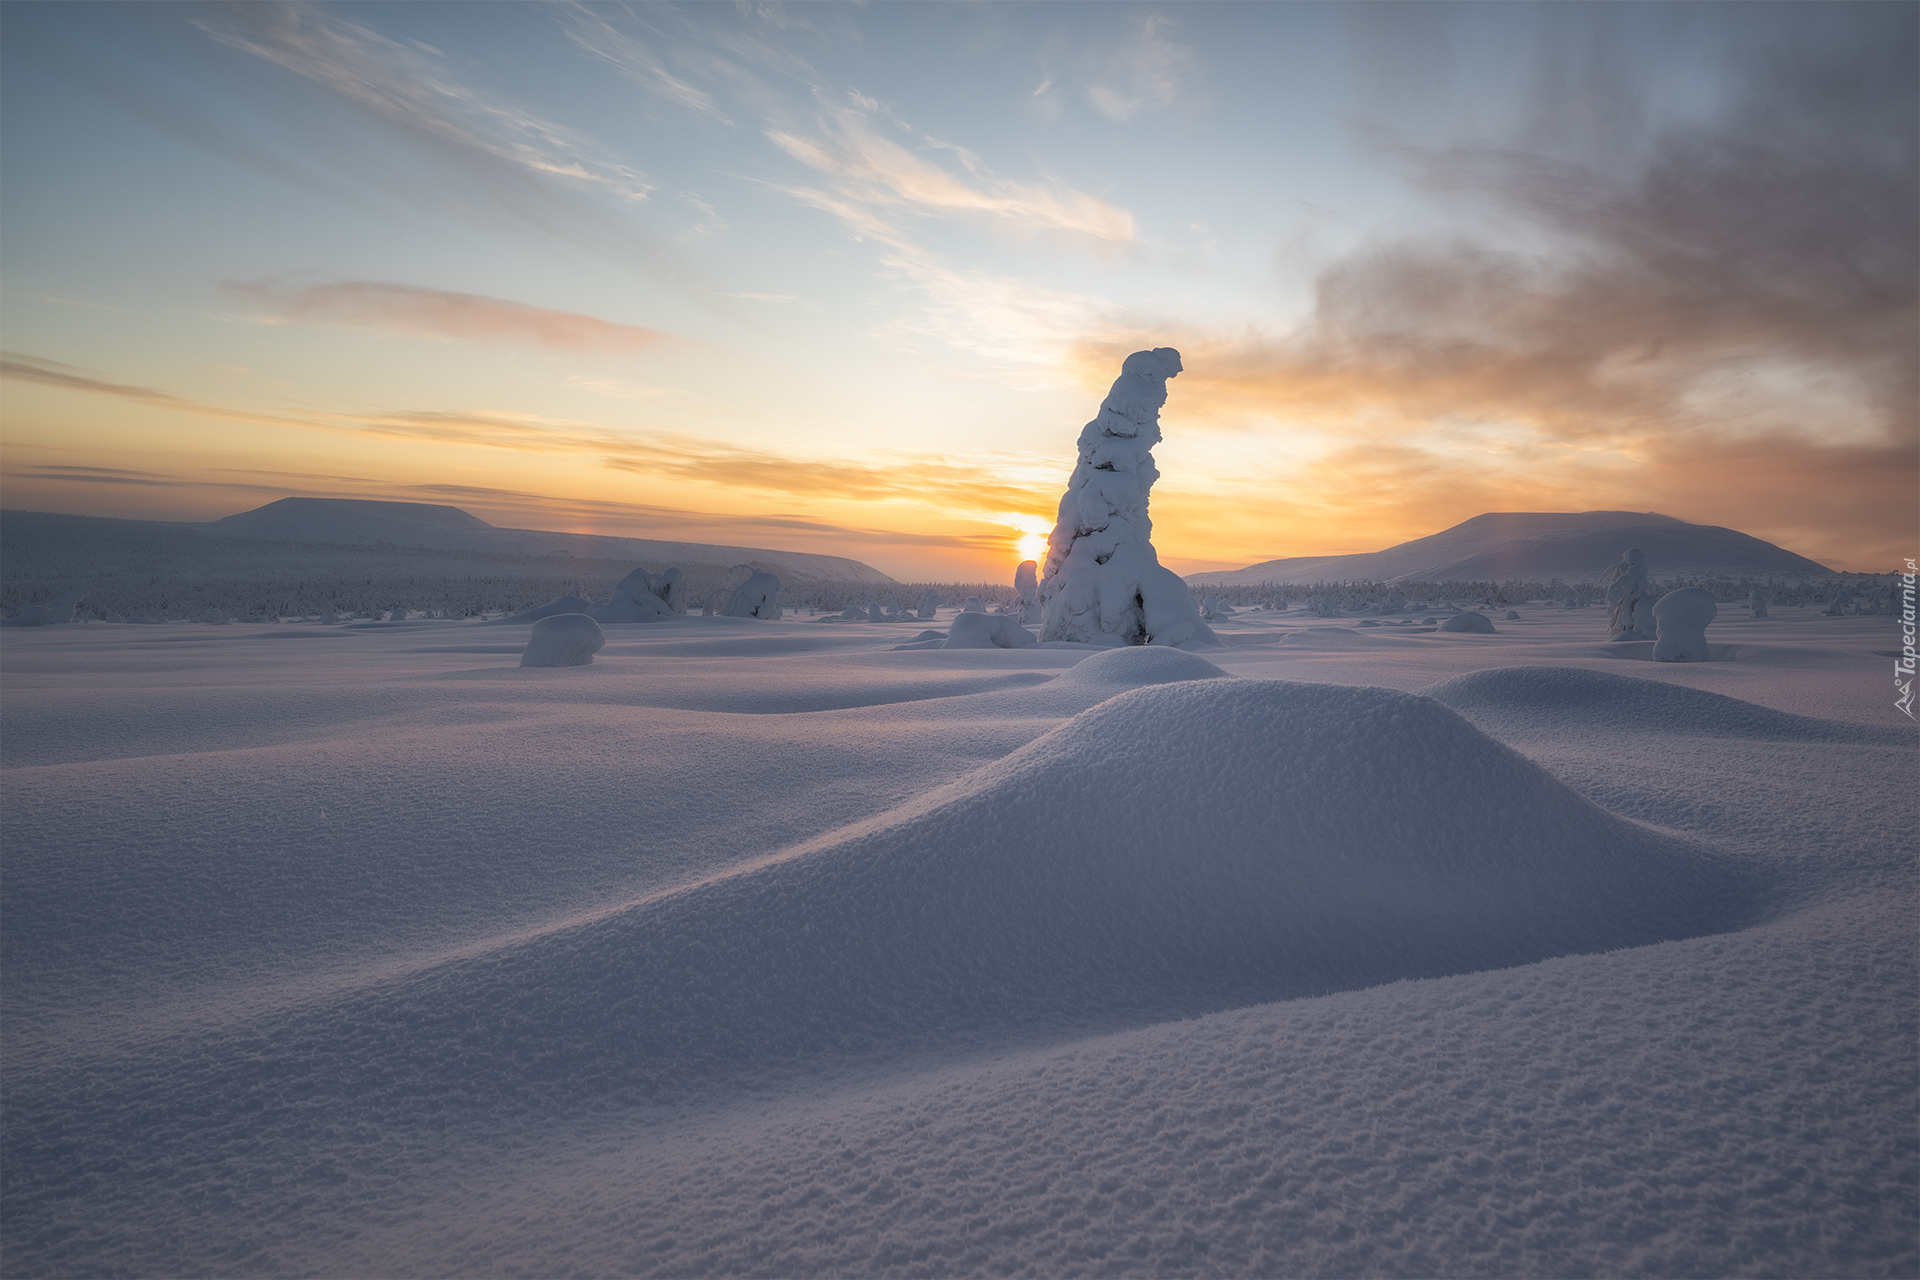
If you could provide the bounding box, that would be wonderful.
[1653,588,1717,661]
[520,613,606,667]
[1749,589,1768,618]
[916,589,941,621]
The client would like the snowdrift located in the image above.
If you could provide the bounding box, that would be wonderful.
[11,679,1762,1144]
[1425,665,1908,745]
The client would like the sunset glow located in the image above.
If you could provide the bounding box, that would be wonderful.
[1,3,1911,578]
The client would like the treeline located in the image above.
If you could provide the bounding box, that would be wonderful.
[1184,572,1906,614]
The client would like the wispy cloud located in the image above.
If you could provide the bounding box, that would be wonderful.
[226,282,678,354]
[1085,14,1192,123]
[197,3,652,201]
[0,355,197,407]
[559,3,732,125]
[768,93,1133,244]
[180,3,713,291]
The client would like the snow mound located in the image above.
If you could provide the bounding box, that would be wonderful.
[1439,610,1496,633]
[1423,666,1904,744]
[1051,644,1229,691]
[190,681,1758,1115]
[943,612,1037,649]
[1653,587,1717,662]
[495,594,599,625]
[519,613,606,667]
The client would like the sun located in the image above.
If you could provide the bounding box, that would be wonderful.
[1015,530,1049,564]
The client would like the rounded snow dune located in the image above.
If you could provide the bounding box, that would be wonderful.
[1049,642,1229,689]
[1424,665,1909,745]
[5,680,1763,1142]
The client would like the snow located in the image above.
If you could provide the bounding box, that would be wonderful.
[722,567,782,620]
[0,604,1912,1277]
[497,593,600,624]
[519,612,606,667]
[589,565,676,622]
[1607,547,1657,639]
[1038,349,1220,648]
[1751,587,1771,618]
[1439,609,1497,633]
[1014,560,1041,624]
[1653,586,1718,662]
[942,611,1038,649]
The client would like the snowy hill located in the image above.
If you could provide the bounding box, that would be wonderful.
[1187,511,1835,586]
[203,497,896,584]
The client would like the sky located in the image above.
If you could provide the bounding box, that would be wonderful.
[1,1,1913,580]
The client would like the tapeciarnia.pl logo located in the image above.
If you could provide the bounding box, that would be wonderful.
[1897,558,1916,719]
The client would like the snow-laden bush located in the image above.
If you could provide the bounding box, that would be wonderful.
[1749,588,1769,618]
[1038,348,1218,648]
[520,613,606,667]
[943,612,1038,649]
[917,590,941,621]
[1653,588,1717,661]
[1607,548,1657,640]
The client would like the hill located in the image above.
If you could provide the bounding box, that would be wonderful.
[202,498,894,584]
[1186,512,1834,586]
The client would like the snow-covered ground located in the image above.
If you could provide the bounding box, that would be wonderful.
[3,607,1913,1277]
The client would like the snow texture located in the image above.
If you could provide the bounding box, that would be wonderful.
[1607,547,1657,639]
[0,605,1912,1279]
[1652,586,1718,662]
[942,611,1039,650]
[519,613,607,667]
[1439,610,1497,633]
[1039,348,1220,649]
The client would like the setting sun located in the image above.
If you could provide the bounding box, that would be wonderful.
[1015,530,1049,565]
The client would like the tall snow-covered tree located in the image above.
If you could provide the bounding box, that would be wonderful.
[1038,348,1219,648]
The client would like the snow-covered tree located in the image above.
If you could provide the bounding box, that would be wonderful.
[1014,560,1041,624]
[1606,548,1657,640]
[1038,347,1219,648]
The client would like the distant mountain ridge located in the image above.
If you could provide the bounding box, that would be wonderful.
[202,498,896,584]
[1186,511,1834,586]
